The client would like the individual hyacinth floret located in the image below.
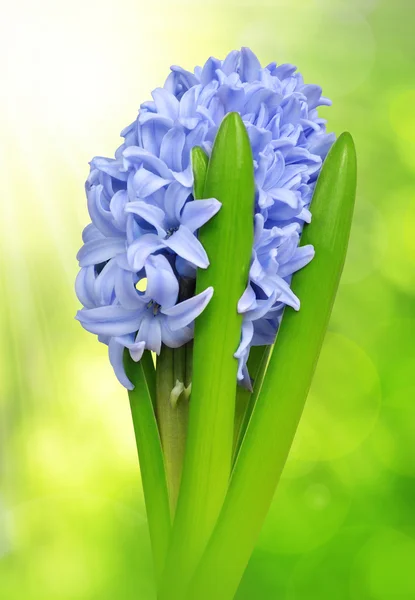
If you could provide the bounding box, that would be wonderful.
[75,47,335,389]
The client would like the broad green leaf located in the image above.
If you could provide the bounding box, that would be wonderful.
[160,113,255,599]
[125,351,171,585]
[188,132,357,600]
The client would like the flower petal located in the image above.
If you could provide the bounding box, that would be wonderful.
[108,338,134,390]
[77,238,126,267]
[123,146,173,180]
[237,283,257,314]
[114,335,146,362]
[132,167,171,198]
[271,275,300,310]
[76,305,143,336]
[125,201,167,235]
[278,244,315,278]
[82,223,104,244]
[164,225,209,268]
[164,182,191,224]
[127,234,165,272]
[240,47,261,82]
[115,269,145,309]
[110,190,128,230]
[180,198,222,233]
[94,259,118,305]
[234,319,254,358]
[75,266,96,308]
[145,254,179,309]
[162,286,213,331]
[160,127,186,172]
[87,184,119,237]
[152,87,180,121]
[91,157,128,181]
[136,313,162,354]
[160,317,193,348]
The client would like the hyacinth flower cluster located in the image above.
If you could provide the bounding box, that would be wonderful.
[75,49,357,600]
[76,47,335,389]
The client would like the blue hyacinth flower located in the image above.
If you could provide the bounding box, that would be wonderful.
[75,47,335,389]
[76,254,213,388]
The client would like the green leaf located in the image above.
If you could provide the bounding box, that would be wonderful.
[187,132,357,600]
[233,344,272,462]
[159,113,255,599]
[192,146,209,199]
[125,351,171,586]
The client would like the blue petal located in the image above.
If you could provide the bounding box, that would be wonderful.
[164,225,209,268]
[136,313,162,354]
[75,266,96,308]
[164,182,191,224]
[125,201,167,235]
[139,114,173,156]
[170,65,199,89]
[91,157,128,181]
[114,335,146,362]
[160,317,193,348]
[245,291,279,321]
[180,198,221,233]
[162,286,213,331]
[145,254,179,309]
[200,56,222,85]
[221,50,240,75]
[270,275,300,310]
[278,244,315,278]
[132,167,171,198]
[172,163,193,188]
[237,284,257,314]
[240,47,261,82]
[179,86,200,122]
[82,223,104,243]
[110,190,128,230]
[268,188,302,220]
[87,185,120,237]
[160,127,186,172]
[152,87,180,120]
[175,256,196,279]
[94,259,118,305]
[127,234,165,272]
[123,146,173,180]
[115,269,145,309]
[77,238,126,267]
[234,319,254,358]
[108,338,134,390]
[76,305,143,336]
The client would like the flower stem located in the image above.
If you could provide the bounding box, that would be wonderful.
[186,132,357,600]
[155,345,189,516]
[125,351,171,586]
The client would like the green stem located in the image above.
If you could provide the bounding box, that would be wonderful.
[125,351,171,586]
[186,132,357,600]
[155,346,189,516]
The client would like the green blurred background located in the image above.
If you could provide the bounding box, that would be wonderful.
[1,0,414,597]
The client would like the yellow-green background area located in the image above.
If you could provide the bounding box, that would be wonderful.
[0,0,414,598]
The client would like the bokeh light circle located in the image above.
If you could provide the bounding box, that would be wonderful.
[341,198,388,285]
[371,385,415,478]
[351,529,415,599]
[258,464,350,555]
[378,187,415,295]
